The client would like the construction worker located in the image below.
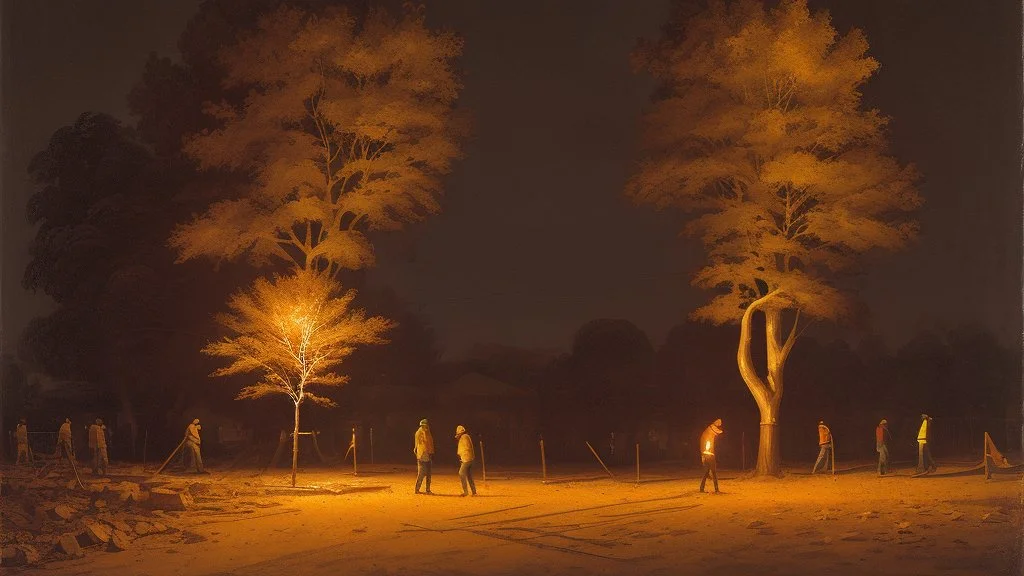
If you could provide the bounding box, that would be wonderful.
[917,414,936,473]
[57,418,75,464]
[413,419,435,494]
[698,418,723,494]
[812,420,833,474]
[184,419,204,473]
[455,425,477,497]
[875,419,890,476]
[89,418,108,475]
[15,418,31,465]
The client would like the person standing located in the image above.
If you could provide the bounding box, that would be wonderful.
[89,418,108,475]
[455,425,477,497]
[414,419,435,494]
[917,414,936,473]
[699,418,723,494]
[875,419,890,476]
[15,418,31,465]
[812,420,833,474]
[184,419,205,473]
[57,418,75,464]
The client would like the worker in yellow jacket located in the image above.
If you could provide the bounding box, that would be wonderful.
[917,414,936,473]
[57,418,75,464]
[414,419,435,494]
[15,418,31,465]
[455,425,477,497]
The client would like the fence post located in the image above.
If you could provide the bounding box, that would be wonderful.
[480,438,487,483]
[540,437,547,482]
[369,427,374,465]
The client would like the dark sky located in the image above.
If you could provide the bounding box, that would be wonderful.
[2,0,1021,359]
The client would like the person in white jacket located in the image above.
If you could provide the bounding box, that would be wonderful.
[455,425,477,497]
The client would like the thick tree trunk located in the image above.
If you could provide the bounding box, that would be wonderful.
[737,292,798,476]
[291,402,301,487]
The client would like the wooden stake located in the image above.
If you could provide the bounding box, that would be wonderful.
[540,438,547,482]
[586,441,615,478]
[351,427,358,476]
[369,427,374,465]
[154,439,186,476]
[984,431,990,480]
[635,442,640,484]
[480,438,487,483]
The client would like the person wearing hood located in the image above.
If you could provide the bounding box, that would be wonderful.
[875,419,890,476]
[917,414,936,473]
[15,418,31,465]
[57,418,75,464]
[88,418,108,475]
[414,419,435,494]
[184,418,205,473]
[455,425,477,497]
[699,418,723,494]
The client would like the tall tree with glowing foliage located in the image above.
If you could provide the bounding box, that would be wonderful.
[171,5,465,275]
[205,271,393,486]
[629,0,921,475]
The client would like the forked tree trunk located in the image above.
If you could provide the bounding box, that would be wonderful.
[292,401,301,487]
[737,292,799,476]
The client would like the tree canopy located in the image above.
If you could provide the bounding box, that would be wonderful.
[170,5,466,276]
[629,0,921,323]
[205,270,393,408]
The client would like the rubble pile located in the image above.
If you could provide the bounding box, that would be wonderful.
[0,469,189,568]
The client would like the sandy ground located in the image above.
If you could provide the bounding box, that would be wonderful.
[9,461,1023,576]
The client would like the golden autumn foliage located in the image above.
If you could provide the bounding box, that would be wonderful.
[629,0,921,475]
[629,0,920,323]
[170,5,466,275]
[203,270,393,409]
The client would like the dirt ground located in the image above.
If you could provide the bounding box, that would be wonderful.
[4,460,1021,576]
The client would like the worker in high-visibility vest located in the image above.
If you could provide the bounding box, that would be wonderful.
[917,414,936,473]
[812,420,832,474]
[698,418,723,494]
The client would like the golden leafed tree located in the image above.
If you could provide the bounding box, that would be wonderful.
[171,5,465,276]
[629,0,921,475]
[205,270,393,486]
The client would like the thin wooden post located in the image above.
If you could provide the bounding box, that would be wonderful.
[635,442,640,483]
[351,427,358,476]
[586,441,615,478]
[540,438,547,482]
[154,439,187,476]
[984,431,990,479]
[480,438,487,483]
[369,427,374,465]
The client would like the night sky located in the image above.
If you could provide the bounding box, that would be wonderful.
[2,0,1021,358]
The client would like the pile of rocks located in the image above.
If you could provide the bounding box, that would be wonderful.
[1,469,192,568]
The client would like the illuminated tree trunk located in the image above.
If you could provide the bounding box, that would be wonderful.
[737,292,798,476]
[291,401,301,487]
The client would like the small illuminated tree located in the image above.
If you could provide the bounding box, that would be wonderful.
[204,270,393,486]
[629,0,920,475]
